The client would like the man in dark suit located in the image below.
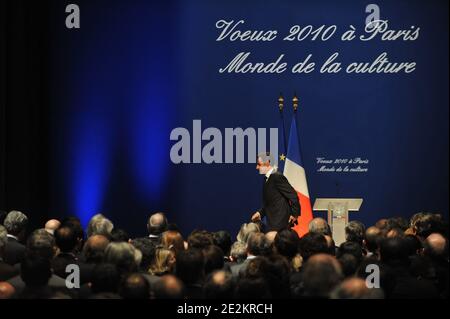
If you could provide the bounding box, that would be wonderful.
[251,152,300,232]
[0,225,19,281]
[3,210,28,265]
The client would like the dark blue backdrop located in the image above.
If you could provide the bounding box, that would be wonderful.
[48,0,449,238]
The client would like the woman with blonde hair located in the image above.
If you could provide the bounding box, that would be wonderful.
[148,247,176,276]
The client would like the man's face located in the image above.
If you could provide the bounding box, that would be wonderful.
[256,157,271,175]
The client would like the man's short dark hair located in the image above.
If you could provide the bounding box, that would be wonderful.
[274,229,299,259]
[54,226,78,253]
[337,241,363,263]
[91,263,120,294]
[235,277,271,299]
[111,229,130,242]
[338,253,359,277]
[131,237,156,271]
[187,230,214,250]
[213,231,232,256]
[61,216,84,241]
[299,232,328,261]
[175,248,204,285]
[247,232,271,256]
[379,237,410,267]
[21,255,52,287]
[203,245,224,275]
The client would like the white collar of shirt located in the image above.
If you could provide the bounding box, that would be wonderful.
[247,255,257,260]
[265,166,277,180]
[7,234,18,241]
[149,234,159,238]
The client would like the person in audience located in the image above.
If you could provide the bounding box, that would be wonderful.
[203,270,235,299]
[203,245,224,275]
[119,273,150,299]
[309,218,332,236]
[230,232,271,277]
[148,247,175,276]
[52,226,79,278]
[300,253,343,298]
[0,281,15,299]
[213,230,232,262]
[330,277,384,299]
[44,219,61,235]
[0,225,19,281]
[147,212,168,245]
[187,230,214,249]
[161,230,185,256]
[152,274,185,299]
[87,214,114,238]
[17,255,53,299]
[345,220,366,246]
[364,226,381,259]
[110,229,130,242]
[175,248,204,298]
[104,242,141,277]
[236,222,260,244]
[229,241,246,264]
[3,210,28,265]
[299,232,328,262]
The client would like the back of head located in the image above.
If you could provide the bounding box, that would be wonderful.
[299,232,328,261]
[345,221,366,245]
[152,274,185,299]
[235,277,271,299]
[213,231,232,256]
[379,237,409,267]
[247,232,271,257]
[119,273,150,299]
[4,210,28,237]
[187,229,214,249]
[309,218,331,236]
[365,226,381,253]
[61,216,84,242]
[161,230,185,254]
[236,222,260,244]
[337,253,359,278]
[337,241,363,263]
[21,254,52,287]
[175,248,204,285]
[44,219,61,235]
[274,229,299,259]
[230,241,247,263]
[203,270,235,299]
[0,225,7,256]
[26,229,56,260]
[424,233,448,261]
[203,245,224,274]
[330,278,383,299]
[302,254,343,298]
[83,234,110,263]
[0,282,15,299]
[55,226,78,253]
[104,242,141,274]
[111,229,130,242]
[147,212,168,236]
[91,263,120,294]
[131,237,156,271]
[87,214,114,238]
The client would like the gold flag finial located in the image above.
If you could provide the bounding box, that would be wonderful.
[278,93,284,111]
[293,93,299,112]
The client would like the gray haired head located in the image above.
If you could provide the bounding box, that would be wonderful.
[4,210,28,236]
[104,242,142,273]
[257,152,275,165]
[87,214,114,237]
[230,241,247,263]
[26,228,56,260]
[309,218,332,236]
[236,222,260,244]
[0,225,8,252]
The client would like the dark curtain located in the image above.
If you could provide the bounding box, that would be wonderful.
[0,0,51,231]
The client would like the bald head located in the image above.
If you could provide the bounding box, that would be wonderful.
[309,218,331,236]
[424,233,448,259]
[0,282,15,299]
[330,278,380,299]
[365,226,381,253]
[83,235,110,263]
[153,275,184,299]
[147,212,168,236]
[44,219,61,235]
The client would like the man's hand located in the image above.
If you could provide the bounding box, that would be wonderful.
[251,212,261,222]
[288,215,298,225]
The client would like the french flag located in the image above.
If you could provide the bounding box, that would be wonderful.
[283,113,313,237]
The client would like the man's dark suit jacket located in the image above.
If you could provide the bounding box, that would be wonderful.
[260,171,300,232]
[4,237,26,265]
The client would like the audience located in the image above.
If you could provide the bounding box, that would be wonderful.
[0,210,447,299]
